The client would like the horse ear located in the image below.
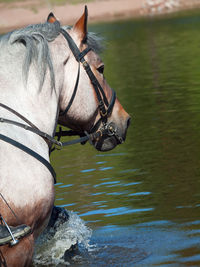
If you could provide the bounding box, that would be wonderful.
[73,5,88,43]
[47,12,57,23]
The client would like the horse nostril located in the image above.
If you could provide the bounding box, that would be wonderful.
[126,117,131,129]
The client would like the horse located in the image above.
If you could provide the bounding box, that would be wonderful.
[0,6,130,266]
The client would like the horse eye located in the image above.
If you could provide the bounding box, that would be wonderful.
[97,65,104,74]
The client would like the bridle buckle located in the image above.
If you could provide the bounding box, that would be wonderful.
[82,60,89,68]
[106,122,116,136]
[100,109,107,117]
[53,141,63,151]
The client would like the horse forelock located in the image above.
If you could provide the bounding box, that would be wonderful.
[62,26,104,54]
[86,32,104,54]
[1,21,61,92]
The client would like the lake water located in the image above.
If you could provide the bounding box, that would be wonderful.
[35,11,200,267]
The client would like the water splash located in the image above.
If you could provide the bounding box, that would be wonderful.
[33,210,92,266]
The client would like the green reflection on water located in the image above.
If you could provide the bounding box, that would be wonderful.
[52,12,200,227]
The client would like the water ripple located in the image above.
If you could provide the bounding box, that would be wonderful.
[99,166,113,171]
[80,168,96,173]
[59,184,73,188]
[128,192,151,196]
[80,207,154,217]
[93,181,120,188]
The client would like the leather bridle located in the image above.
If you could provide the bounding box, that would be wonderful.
[59,28,116,122]
[59,28,123,144]
[0,27,122,183]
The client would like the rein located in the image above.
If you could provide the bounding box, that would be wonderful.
[0,133,56,184]
[0,103,55,148]
[0,103,57,183]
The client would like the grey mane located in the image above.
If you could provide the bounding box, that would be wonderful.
[5,21,61,91]
[1,22,103,92]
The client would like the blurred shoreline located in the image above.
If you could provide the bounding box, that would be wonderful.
[0,0,200,32]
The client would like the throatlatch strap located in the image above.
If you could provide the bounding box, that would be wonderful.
[0,134,56,183]
[60,62,80,116]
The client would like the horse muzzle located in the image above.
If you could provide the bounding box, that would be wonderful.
[90,121,127,151]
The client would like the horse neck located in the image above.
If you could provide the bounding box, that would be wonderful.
[0,58,59,137]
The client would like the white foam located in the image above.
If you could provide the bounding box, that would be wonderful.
[33,210,92,266]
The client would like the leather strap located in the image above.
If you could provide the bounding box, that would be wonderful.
[59,62,80,116]
[0,117,62,147]
[0,103,51,147]
[0,103,37,129]
[0,133,56,183]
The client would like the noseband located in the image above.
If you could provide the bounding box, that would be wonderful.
[58,28,123,144]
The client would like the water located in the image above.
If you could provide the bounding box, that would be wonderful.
[34,211,92,266]
[35,11,200,266]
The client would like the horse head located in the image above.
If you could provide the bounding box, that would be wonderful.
[48,7,131,151]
